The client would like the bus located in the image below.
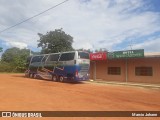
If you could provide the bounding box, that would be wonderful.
[25,51,90,82]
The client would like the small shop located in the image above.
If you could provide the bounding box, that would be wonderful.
[90,49,160,84]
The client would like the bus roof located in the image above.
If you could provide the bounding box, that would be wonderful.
[29,51,89,57]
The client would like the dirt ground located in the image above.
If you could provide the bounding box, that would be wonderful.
[0,74,160,120]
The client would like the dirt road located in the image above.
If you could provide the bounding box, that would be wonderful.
[0,74,160,120]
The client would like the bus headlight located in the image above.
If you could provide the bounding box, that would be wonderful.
[87,74,90,76]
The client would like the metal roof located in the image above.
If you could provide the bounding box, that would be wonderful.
[145,52,160,58]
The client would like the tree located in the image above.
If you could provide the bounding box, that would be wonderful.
[1,47,20,62]
[76,48,93,53]
[37,28,74,54]
[1,47,30,72]
[95,48,108,52]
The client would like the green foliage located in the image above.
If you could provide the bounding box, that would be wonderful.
[0,47,30,72]
[31,51,40,55]
[37,28,74,54]
[95,48,108,52]
[76,48,93,53]
[0,62,15,72]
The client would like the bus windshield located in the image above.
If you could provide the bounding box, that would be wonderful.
[78,52,89,59]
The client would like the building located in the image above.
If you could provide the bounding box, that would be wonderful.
[90,50,160,84]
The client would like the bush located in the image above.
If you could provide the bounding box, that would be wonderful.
[0,62,25,73]
[0,47,29,73]
[0,62,13,72]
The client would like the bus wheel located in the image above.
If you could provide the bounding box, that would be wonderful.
[31,74,34,78]
[33,74,37,79]
[52,75,57,82]
[29,73,32,78]
[59,76,64,82]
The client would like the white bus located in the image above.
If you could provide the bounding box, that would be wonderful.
[25,51,90,82]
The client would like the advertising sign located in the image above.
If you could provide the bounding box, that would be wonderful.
[90,52,107,60]
[108,49,144,59]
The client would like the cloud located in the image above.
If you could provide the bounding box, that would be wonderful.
[5,41,28,49]
[0,0,160,52]
[133,37,160,52]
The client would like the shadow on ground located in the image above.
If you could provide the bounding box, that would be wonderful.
[11,74,86,84]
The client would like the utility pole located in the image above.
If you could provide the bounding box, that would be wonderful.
[29,49,32,56]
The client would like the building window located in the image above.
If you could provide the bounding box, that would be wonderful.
[108,67,121,75]
[135,67,153,76]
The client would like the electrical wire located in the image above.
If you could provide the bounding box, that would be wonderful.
[0,0,69,34]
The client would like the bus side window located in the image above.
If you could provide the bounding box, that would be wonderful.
[31,56,44,63]
[59,53,75,61]
[50,54,60,61]
[42,55,48,62]
[47,54,60,62]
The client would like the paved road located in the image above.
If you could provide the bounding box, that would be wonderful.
[0,74,160,120]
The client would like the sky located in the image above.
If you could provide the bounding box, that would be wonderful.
[0,0,160,54]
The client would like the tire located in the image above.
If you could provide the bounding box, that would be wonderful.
[31,74,34,78]
[29,73,32,78]
[33,74,37,79]
[52,75,57,82]
[59,76,64,82]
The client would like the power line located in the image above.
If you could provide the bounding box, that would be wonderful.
[0,0,69,34]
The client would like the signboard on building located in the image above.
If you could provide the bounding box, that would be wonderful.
[90,52,107,60]
[108,49,144,59]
